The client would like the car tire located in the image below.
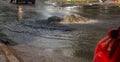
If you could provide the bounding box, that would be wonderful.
[16,0,19,4]
[32,0,35,4]
[25,1,28,4]
[10,0,13,3]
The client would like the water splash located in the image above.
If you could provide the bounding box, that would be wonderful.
[60,14,98,24]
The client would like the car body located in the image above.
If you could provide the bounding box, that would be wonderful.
[10,0,35,4]
[82,3,101,9]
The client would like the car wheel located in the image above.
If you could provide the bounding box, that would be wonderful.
[16,0,19,4]
[32,0,35,4]
[25,1,28,4]
[10,0,13,3]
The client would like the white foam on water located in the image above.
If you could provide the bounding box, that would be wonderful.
[60,19,99,24]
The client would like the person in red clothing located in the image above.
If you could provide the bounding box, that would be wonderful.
[94,26,120,62]
[112,0,118,2]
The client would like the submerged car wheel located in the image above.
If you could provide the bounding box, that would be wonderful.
[32,0,35,4]
[25,1,28,4]
[10,0,13,3]
[16,0,20,4]
[15,0,35,4]
[10,0,16,3]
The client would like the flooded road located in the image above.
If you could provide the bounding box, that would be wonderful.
[0,0,120,62]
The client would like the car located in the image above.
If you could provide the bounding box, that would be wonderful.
[10,0,35,4]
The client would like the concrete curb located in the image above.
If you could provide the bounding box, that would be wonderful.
[0,43,20,62]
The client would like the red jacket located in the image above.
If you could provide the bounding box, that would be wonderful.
[94,27,120,62]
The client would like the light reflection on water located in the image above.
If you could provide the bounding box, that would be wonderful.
[18,5,24,21]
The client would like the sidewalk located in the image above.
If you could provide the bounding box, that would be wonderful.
[0,44,90,62]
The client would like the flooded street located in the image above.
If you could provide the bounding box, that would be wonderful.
[0,0,120,62]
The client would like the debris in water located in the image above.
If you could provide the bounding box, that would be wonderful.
[48,16,62,23]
